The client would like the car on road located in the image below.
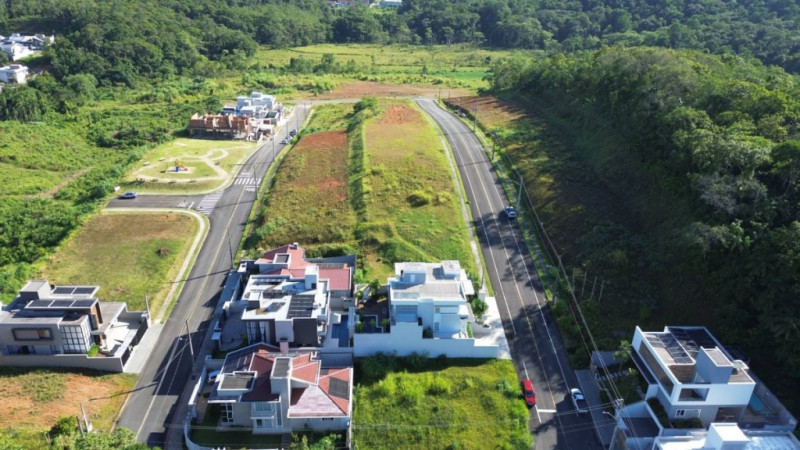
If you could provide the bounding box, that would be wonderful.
[118,192,137,199]
[521,379,536,407]
[289,129,297,136]
[570,388,588,413]
[280,137,289,144]
[505,206,517,219]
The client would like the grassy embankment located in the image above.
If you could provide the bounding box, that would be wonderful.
[0,367,137,447]
[353,355,531,449]
[119,138,257,194]
[40,212,201,317]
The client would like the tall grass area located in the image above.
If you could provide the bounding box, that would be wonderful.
[251,44,517,92]
[248,104,358,255]
[39,212,200,316]
[359,100,477,280]
[353,354,531,449]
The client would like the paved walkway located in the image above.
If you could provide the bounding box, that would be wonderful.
[575,369,616,448]
[124,323,164,374]
[474,295,512,359]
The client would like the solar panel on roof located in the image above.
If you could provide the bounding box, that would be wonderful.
[52,287,75,295]
[287,297,314,319]
[273,358,290,378]
[72,300,95,308]
[51,300,74,308]
[73,287,95,295]
[28,300,53,308]
[328,377,349,400]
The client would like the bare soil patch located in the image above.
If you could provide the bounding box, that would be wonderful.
[297,81,472,100]
[445,96,526,129]
[0,368,136,432]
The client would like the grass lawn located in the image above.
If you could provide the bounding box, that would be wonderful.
[248,104,358,254]
[353,355,531,449]
[360,100,477,280]
[0,367,137,446]
[119,138,257,193]
[39,211,201,318]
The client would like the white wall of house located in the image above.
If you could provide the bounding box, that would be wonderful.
[287,416,348,431]
[354,321,498,358]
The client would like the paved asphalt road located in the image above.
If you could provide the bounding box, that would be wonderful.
[112,104,311,447]
[418,99,602,450]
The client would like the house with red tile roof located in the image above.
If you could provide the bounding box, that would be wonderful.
[240,243,355,348]
[208,343,352,434]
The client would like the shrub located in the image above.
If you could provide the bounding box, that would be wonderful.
[423,327,433,338]
[407,190,431,207]
[355,321,365,333]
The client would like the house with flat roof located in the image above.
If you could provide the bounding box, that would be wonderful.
[652,423,800,449]
[206,343,351,434]
[353,260,500,358]
[0,280,148,372]
[629,326,795,431]
[0,64,28,84]
[241,243,354,348]
[0,33,53,61]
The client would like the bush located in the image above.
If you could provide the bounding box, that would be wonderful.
[423,327,433,338]
[407,190,432,207]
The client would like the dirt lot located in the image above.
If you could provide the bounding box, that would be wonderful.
[293,81,472,101]
[0,368,137,432]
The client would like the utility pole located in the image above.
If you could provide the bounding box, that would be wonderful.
[473,99,478,131]
[184,319,195,361]
[516,176,523,207]
[227,229,235,267]
[144,294,151,322]
[553,254,562,304]
[80,402,92,433]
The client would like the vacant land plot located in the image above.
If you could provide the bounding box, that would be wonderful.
[0,367,137,440]
[253,126,356,251]
[120,138,256,193]
[361,100,476,279]
[0,122,114,197]
[40,212,200,317]
[292,81,472,101]
[446,96,527,130]
[353,356,530,449]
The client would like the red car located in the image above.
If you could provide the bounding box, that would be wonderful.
[521,379,536,407]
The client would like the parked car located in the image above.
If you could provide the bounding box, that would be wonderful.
[570,387,588,413]
[521,379,536,407]
[505,206,517,219]
[118,192,137,199]
[280,137,289,144]
[289,129,297,136]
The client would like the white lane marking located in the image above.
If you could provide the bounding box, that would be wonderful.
[537,409,557,414]
[523,361,530,379]
[195,192,222,215]
[188,201,195,209]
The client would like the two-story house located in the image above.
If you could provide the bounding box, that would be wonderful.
[353,260,499,358]
[0,280,148,372]
[207,343,351,434]
[241,243,354,348]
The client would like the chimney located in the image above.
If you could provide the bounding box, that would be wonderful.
[280,339,289,354]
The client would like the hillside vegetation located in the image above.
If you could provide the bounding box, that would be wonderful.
[489,47,800,412]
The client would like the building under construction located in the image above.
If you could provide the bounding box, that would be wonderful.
[187,114,253,139]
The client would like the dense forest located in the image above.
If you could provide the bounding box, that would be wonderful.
[489,47,800,411]
[1,0,800,80]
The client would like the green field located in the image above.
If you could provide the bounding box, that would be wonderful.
[359,100,477,280]
[120,138,257,193]
[353,355,531,449]
[39,212,201,318]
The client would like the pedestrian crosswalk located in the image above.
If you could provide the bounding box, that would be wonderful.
[234,177,261,186]
[196,192,222,215]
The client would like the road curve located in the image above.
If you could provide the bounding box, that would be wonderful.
[417,99,600,450]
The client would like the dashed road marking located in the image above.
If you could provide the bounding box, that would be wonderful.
[195,193,222,215]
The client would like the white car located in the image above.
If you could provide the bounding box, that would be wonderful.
[570,388,588,413]
[505,206,517,219]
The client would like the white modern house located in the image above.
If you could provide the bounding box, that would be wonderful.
[353,261,499,358]
[0,33,53,61]
[0,64,28,84]
[205,343,352,434]
[651,423,800,449]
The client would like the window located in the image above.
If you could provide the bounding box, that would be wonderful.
[675,409,700,418]
[222,403,234,424]
[12,328,53,341]
[60,323,90,354]
[255,419,264,427]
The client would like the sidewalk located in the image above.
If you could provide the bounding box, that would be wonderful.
[575,369,616,448]
[474,295,512,359]
[124,322,164,374]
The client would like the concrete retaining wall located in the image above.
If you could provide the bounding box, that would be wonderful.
[354,321,498,358]
[0,353,124,372]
